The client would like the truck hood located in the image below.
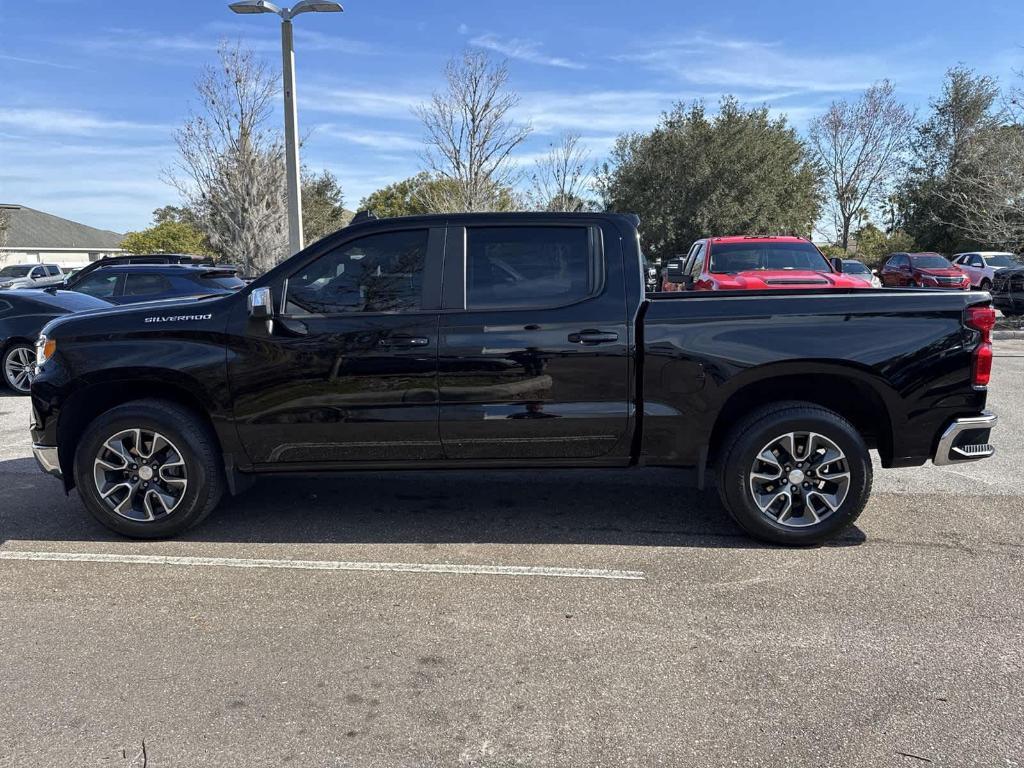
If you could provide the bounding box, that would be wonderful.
[716,270,869,289]
[40,292,238,338]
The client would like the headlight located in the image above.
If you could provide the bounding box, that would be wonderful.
[35,335,56,368]
[0,281,12,289]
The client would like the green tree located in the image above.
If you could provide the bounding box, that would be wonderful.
[851,223,916,268]
[302,169,350,243]
[897,67,1001,252]
[598,97,822,262]
[120,219,213,256]
[359,172,516,218]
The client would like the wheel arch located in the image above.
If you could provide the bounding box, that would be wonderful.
[56,376,226,489]
[707,365,897,469]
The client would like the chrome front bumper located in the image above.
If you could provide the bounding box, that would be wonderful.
[933,412,997,466]
[32,444,62,479]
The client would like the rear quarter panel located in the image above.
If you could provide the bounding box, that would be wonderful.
[641,289,989,466]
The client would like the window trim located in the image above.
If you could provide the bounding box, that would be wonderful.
[689,243,705,277]
[443,223,606,313]
[279,225,441,319]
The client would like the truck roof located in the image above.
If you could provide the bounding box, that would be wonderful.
[346,211,641,229]
[707,235,810,245]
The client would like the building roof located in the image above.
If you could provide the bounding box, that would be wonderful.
[0,204,123,249]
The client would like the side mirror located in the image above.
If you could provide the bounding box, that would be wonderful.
[830,257,843,273]
[248,286,273,319]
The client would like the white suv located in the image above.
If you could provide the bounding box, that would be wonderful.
[952,252,1022,289]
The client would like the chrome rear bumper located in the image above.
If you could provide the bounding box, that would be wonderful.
[933,412,997,466]
[32,444,62,478]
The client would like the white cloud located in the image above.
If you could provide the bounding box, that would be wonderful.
[301,85,422,120]
[0,108,167,136]
[315,124,422,152]
[615,33,920,94]
[0,53,77,70]
[79,25,379,61]
[469,33,585,70]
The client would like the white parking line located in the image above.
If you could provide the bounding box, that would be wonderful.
[0,550,646,581]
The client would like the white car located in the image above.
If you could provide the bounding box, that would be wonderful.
[840,259,882,288]
[952,252,1023,290]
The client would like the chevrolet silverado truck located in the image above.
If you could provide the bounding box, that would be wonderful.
[29,212,998,545]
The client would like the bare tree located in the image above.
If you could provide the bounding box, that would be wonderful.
[0,209,9,250]
[415,50,531,212]
[167,43,288,275]
[527,132,595,212]
[943,124,1024,250]
[809,81,915,250]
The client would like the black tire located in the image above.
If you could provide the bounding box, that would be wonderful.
[980,279,992,291]
[716,401,872,545]
[2,342,35,394]
[74,399,224,538]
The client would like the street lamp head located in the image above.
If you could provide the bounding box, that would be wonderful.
[290,0,344,15]
[228,0,282,15]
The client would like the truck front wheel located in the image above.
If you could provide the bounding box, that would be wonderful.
[74,399,225,538]
[716,402,872,545]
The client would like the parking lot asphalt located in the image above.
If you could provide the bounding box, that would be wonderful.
[1,343,1022,767]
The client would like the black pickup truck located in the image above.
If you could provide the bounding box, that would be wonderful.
[29,213,998,545]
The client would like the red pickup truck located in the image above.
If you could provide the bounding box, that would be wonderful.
[661,236,869,291]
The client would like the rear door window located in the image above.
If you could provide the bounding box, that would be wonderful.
[465,226,598,309]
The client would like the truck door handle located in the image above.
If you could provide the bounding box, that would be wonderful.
[568,330,619,345]
[378,335,430,348]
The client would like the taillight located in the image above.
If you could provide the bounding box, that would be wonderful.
[966,305,996,387]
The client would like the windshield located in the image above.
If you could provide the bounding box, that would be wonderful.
[842,261,870,274]
[910,254,954,269]
[987,254,1021,267]
[201,275,246,290]
[709,242,831,274]
[0,265,32,278]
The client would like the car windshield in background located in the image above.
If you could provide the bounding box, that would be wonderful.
[709,242,831,274]
[0,266,32,277]
[842,261,871,274]
[910,255,954,269]
[201,275,246,290]
[987,255,1021,268]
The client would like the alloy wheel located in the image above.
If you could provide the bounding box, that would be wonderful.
[748,431,851,528]
[93,428,188,522]
[3,346,35,393]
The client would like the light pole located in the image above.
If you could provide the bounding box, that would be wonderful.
[228,0,343,255]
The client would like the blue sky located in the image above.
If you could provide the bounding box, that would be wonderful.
[2,0,1024,233]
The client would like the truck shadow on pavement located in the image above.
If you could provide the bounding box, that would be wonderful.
[0,459,866,549]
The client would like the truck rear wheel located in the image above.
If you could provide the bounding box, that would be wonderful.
[716,402,872,545]
[74,399,224,538]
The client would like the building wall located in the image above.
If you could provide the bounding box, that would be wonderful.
[0,249,123,269]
